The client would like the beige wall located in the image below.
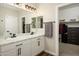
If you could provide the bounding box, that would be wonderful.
[37,3,59,55]
[59,3,79,27]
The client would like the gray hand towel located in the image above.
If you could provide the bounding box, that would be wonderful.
[45,22,53,38]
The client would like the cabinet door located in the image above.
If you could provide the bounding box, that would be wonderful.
[32,36,44,56]
[37,36,44,52]
[31,38,38,56]
[21,40,32,56]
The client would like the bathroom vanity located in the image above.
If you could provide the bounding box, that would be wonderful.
[0,34,44,56]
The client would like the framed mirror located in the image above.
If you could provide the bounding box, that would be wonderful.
[31,17,36,28]
[37,16,43,28]
[31,16,43,28]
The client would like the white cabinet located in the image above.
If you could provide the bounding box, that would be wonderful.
[0,39,32,56]
[32,36,44,55]
[21,39,32,56]
[15,39,32,56]
[0,43,17,56]
[1,49,17,56]
[0,36,44,56]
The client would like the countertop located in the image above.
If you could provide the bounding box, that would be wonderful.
[0,33,44,46]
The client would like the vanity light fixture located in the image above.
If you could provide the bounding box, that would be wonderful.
[25,4,36,11]
[14,3,37,12]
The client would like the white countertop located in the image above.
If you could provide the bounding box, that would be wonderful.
[0,33,44,46]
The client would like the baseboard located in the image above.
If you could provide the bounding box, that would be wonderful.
[44,50,56,56]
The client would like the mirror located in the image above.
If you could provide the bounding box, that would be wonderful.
[22,17,26,33]
[19,10,36,34]
[21,17,31,33]
[0,3,43,39]
[31,16,43,35]
[32,17,36,28]
[0,3,36,39]
[37,16,43,28]
[31,16,43,28]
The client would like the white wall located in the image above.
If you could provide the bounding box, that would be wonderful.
[37,3,59,55]
[37,4,56,22]
[59,3,79,27]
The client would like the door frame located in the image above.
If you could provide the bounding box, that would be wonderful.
[56,3,72,56]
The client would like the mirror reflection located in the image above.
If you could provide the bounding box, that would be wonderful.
[0,3,43,39]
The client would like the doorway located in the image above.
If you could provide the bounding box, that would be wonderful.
[58,3,79,56]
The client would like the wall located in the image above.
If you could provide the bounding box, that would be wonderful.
[37,4,56,22]
[37,3,59,55]
[59,3,79,27]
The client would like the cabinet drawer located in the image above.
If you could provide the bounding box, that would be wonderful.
[1,48,17,56]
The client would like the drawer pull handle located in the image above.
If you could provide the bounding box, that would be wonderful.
[19,48,21,55]
[18,48,20,56]
[18,48,21,56]
[16,44,23,46]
